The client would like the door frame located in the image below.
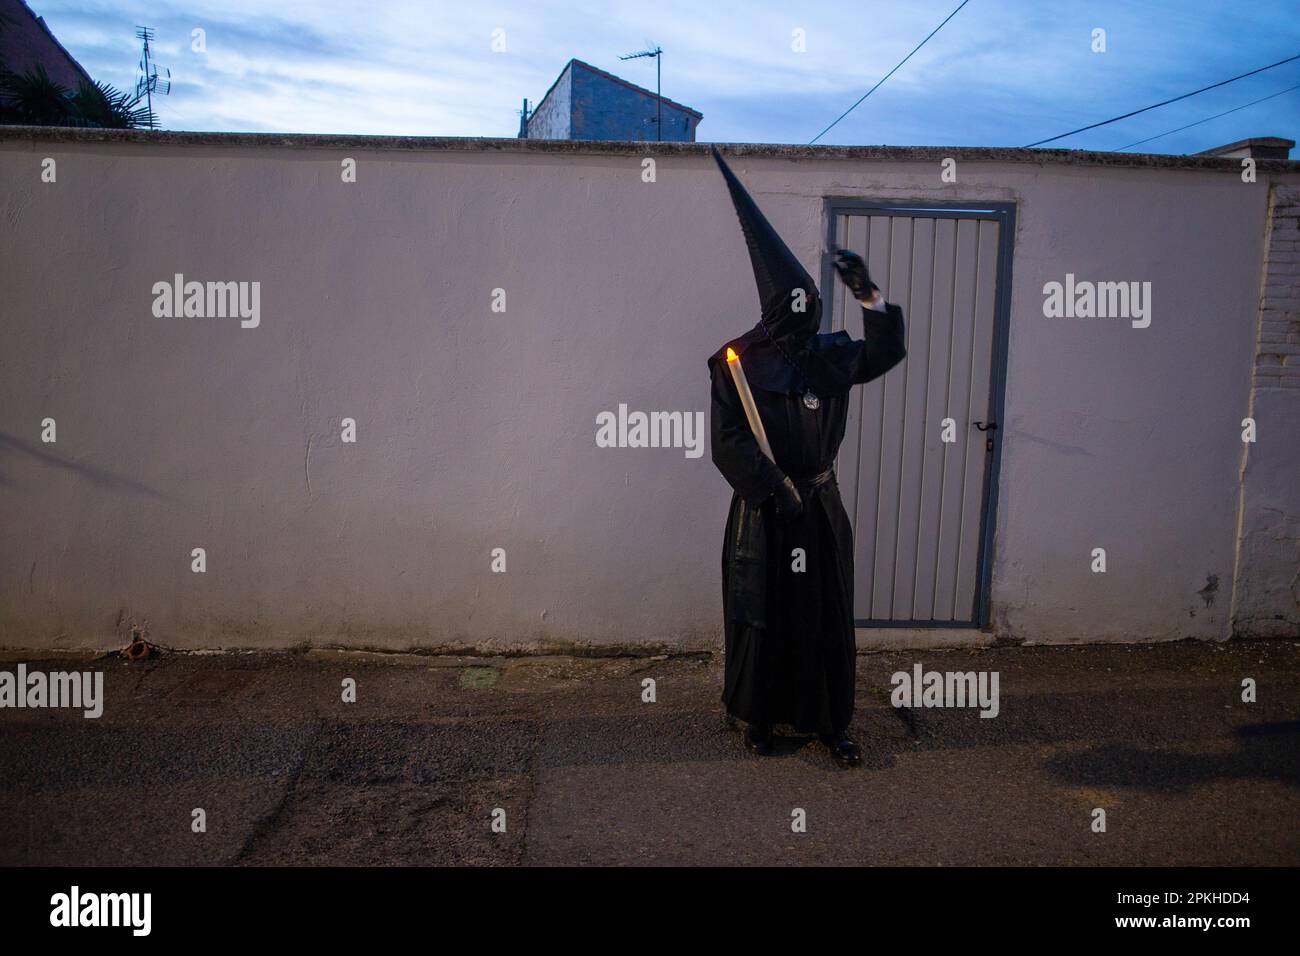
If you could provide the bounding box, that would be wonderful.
[819,198,1017,629]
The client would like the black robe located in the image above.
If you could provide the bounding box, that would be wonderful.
[708,303,906,735]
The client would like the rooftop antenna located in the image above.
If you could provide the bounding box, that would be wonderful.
[134,26,170,128]
[619,45,663,141]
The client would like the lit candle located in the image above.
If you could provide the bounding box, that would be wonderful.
[725,347,775,462]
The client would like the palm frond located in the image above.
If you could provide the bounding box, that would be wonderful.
[72,78,156,129]
[0,63,75,125]
[0,65,157,129]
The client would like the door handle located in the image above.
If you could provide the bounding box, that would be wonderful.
[973,421,998,431]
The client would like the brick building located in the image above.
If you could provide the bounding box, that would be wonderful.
[520,58,701,142]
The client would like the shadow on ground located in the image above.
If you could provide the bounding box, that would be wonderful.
[0,641,1296,865]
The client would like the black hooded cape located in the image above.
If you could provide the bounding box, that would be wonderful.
[707,147,906,735]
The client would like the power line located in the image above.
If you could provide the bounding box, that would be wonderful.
[809,0,973,145]
[1111,83,1300,152]
[1025,52,1300,148]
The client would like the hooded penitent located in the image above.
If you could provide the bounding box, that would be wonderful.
[706,146,862,400]
[705,145,908,742]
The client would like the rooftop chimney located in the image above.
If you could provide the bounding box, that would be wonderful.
[1196,137,1294,160]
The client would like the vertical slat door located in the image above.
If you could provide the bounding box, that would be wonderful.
[831,210,1003,625]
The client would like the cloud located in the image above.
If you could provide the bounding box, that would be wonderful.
[33,0,1300,151]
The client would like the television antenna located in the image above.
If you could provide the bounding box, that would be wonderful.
[619,45,663,141]
[134,27,170,128]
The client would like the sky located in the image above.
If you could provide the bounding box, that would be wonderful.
[33,0,1300,153]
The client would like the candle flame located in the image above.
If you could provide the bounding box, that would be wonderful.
[726,347,739,363]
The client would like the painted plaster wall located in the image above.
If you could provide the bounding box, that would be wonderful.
[0,134,1294,650]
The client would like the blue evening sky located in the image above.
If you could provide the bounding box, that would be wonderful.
[35,0,1300,153]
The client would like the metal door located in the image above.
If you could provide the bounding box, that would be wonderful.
[822,201,1014,627]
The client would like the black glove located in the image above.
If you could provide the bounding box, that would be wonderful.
[832,249,879,301]
[772,476,804,521]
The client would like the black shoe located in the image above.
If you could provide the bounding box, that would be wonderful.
[819,731,863,767]
[743,722,774,756]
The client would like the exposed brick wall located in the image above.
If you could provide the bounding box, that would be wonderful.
[1232,181,1300,638]
[524,64,572,140]
[570,66,698,142]
[1255,184,1300,389]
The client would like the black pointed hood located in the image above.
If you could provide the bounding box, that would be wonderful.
[709,147,861,398]
[711,146,821,341]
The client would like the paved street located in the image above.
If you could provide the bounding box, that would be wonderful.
[1,641,1296,866]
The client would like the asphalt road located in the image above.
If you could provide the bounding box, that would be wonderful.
[1,641,1296,866]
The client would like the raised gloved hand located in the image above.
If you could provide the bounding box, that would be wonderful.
[772,476,804,521]
[832,249,880,303]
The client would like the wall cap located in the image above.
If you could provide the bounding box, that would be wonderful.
[4,126,1300,173]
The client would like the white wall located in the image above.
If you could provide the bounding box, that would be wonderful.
[991,162,1270,642]
[0,132,1295,651]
